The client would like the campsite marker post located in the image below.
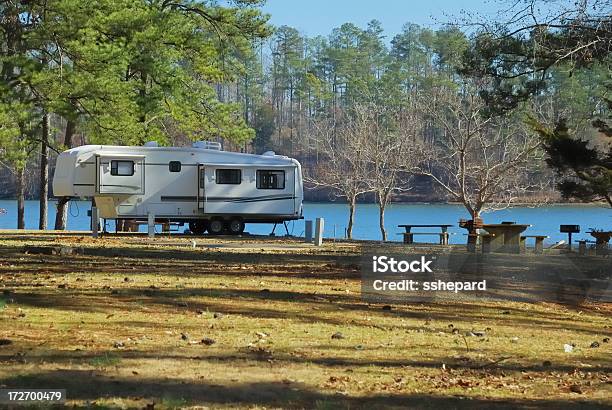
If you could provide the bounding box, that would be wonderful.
[148,213,155,238]
[314,218,324,246]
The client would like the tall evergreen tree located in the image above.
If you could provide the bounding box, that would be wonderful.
[2,0,272,229]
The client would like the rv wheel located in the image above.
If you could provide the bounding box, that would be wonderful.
[228,218,245,235]
[189,221,207,235]
[208,218,225,235]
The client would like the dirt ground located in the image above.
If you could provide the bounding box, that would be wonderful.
[0,231,610,409]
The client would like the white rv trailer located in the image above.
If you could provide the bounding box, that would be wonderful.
[52,141,304,234]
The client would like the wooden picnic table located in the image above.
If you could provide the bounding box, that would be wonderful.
[482,223,531,254]
[398,224,454,245]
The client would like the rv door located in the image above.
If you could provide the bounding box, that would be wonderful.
[197,164,206,212]
[96,154,145,195]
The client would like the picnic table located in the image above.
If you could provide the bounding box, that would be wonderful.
[482,223,531,254]
[588,230,611,255]
[398,224,454,245]
[520,235,548,254]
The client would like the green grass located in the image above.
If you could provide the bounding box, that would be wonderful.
[159,396,189,409]
[88,353,122,368]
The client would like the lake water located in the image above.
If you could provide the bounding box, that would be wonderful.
[0,199,610,244]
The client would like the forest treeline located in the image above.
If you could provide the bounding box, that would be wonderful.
[1,0,610,234]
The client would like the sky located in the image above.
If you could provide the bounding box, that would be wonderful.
[260,0,502,39]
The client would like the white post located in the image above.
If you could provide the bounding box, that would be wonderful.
[91,206,99,238]
[305,220,313,243]
[314,217,324,246]
[148,212,155,238]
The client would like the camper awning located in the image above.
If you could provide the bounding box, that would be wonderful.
[96,153,146,161]
[200,163,292,168]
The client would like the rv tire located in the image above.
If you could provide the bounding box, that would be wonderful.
[208,218,225,235]
[228,217,245,235]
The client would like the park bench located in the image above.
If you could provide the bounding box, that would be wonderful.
[399,232,453,245]
[398,224,453,245]
[520,235,548,254]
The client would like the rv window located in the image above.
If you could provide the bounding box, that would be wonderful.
[110,160,135,176]
[169,161,181,172]
[216,169,241,184]
[257,170,285,189]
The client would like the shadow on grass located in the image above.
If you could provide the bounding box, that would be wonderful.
[1,242,361,264]
[3,370,610,409]
[10,283,610,336]
[0,246,362,281]
[3,348,611,375]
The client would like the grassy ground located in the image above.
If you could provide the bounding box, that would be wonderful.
[0,231,610,409]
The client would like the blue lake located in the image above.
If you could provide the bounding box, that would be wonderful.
[0,199,610,244]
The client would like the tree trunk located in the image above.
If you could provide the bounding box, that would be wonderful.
[378,201,387,241]
[347,195,356,239]
[139,72,149,143]
[471,209,482,230]
[16,167,25,229]
[54,197,70,230]
[466,209,482,249]
[39,111,50,230]
[54,119,76,230]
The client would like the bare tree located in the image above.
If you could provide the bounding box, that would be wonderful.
[307,103,418,241]
[412,85,546,234]
[462,0,611,84]
[304,114,370,239]
[361,103,415,241]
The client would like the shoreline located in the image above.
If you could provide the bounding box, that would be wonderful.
[0,197,612,208]
[5,198,608,208]
[305,201,610,208]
